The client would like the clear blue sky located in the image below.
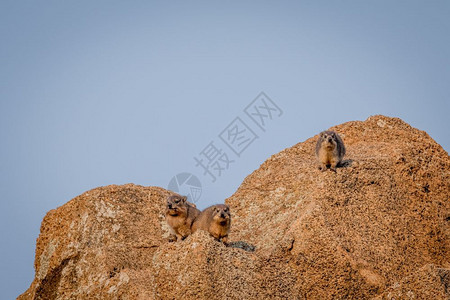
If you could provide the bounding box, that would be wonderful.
[1,1,449,298]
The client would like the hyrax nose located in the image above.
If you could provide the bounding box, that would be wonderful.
[328,138,333,143]
[168,203,172,209]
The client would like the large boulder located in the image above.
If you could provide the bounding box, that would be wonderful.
[19,115,449,299]
[18,185,172,299]
[227,115,449,298]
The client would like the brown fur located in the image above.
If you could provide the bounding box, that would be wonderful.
[315,130,346,172]
[192,204,231,245]
[165,194,200,242]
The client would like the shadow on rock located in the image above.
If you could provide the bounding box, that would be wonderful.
[228,241,256,252]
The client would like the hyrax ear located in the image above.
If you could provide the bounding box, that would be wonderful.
[181,196,187,203]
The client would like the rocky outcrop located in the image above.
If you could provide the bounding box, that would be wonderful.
[18,185,172,300]
[19,115,449,299]
[227,115,449,299]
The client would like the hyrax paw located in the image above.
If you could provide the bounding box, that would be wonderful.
[221,236,229,246]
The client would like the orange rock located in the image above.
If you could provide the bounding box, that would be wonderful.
[19,116,449,299]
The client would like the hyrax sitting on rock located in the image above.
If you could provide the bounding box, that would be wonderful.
[165,194,200,242]
[315,130,346,172]
[192,204,231,245]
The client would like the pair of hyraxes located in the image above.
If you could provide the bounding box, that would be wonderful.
[165,195,231,245]
[165,130,345,244]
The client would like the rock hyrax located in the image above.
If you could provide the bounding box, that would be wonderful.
[192,204,231,245]
[165,194,200,242]
[315,130,346,172]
